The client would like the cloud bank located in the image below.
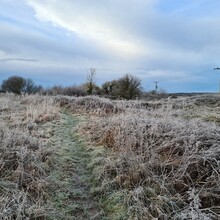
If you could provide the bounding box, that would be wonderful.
[0,0,220,91]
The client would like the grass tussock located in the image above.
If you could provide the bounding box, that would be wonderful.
[73,95,220,219]
[56,96,122,116]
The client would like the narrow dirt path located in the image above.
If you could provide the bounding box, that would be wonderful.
[47,112,104,220]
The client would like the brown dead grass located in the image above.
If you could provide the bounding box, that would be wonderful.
[70,95,220,219]
[0,94,60,219]
[1,94,219,219]
[56,95,123,116]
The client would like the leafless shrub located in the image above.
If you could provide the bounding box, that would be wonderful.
[43,85,87,96]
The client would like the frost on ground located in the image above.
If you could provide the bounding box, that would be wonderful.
[0,94,104,220]
[1,94,220,220]
[61,95,220,220]
[0,94,61,219]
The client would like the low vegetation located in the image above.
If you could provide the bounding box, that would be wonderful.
[0,94,60,219]
[0,93,219,219]
[1,73,143,99]
[60,95,220,219]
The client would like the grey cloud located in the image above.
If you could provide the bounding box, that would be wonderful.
[0,22,110,65]
[0,58,38,62]
[1,0,220,92]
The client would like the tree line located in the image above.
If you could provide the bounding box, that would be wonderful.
[0,72,164,99]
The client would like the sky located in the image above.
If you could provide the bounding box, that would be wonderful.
[1,0,220,92]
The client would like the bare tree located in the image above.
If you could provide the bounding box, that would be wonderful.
[1,76,42,95]
[87,68,96,95]
[112,74,142,99]
[1,76,25,94]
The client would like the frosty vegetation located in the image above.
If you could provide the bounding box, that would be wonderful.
[0,93,219,219]
[0,94,60,219]
[59,95,220,219]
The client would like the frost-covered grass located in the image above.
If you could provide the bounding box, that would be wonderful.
[64,95,220,219]
[1,94,219,219]
[0,94,105,220]
[0,94,60,219]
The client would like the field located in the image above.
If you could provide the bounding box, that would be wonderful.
[0,93,219,219]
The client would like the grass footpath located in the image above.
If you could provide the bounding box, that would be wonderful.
[46,111,105,220]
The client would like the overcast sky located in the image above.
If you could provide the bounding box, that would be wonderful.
[1,0,220,92]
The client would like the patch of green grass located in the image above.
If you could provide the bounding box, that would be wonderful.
[204,114,220,123]
[101,192,128,220]
[46,112,104,219]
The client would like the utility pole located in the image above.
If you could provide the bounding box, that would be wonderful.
[214,67,220,93]
[154,81,159,91]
